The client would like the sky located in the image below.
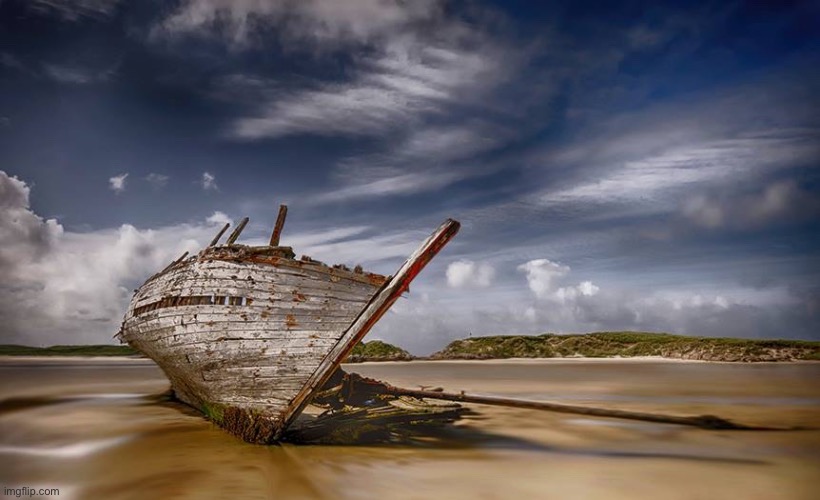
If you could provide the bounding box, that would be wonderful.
[0,0,818,354]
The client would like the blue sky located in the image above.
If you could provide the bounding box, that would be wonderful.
[1,0,818,353]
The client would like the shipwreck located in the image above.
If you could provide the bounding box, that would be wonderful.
[118,207,768,444]
[117,207,464,443]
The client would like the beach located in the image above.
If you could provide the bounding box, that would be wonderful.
[1,358,818,499]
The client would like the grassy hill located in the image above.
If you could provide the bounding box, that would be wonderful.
[0,340,412,361]
[0,344,141,357]
[346,340,413,362]
[431,332,820,362]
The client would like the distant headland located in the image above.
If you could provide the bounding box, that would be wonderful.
[2,332,818,362]
[429,332,820,362]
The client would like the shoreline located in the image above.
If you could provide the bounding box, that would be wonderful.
[355,356,820,365]
[0,355,151,363]
[2,355,817,365]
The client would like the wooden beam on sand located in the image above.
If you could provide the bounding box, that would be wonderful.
[374,385,800,431]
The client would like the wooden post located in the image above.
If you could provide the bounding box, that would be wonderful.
[225,217,249,245]
[208,223,231,247]
[269,205,288,247]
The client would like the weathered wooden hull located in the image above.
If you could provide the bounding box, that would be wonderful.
[120,250,383,438]
[119,219,460,443]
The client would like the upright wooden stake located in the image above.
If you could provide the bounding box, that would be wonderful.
[208,223,231,247]
[269,205,288,247]
[225,217,249,245]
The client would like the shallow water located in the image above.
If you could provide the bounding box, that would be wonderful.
[1,358,818,499]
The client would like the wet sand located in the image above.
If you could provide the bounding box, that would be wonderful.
[1,358,818,499]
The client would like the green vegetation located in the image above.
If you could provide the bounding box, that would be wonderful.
[200,401,226,424]
[431,332,820,362]
[347,340,413,362]
[0,344,141,357]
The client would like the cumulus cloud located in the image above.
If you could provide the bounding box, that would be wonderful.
[0,171,209,345]
[0,172,448,345]
[517,258,601,306]
[205,211,231,226]
[369,265,817,354]
[201,171,218,191]
[446,260,495,288]
[517,259,571,299]
[108,173,128,193]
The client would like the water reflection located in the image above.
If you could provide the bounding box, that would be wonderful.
[1,359,818,499]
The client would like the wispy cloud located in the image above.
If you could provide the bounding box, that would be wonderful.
[108,173,128,193]
[145,173,169,189]
[27,0,122,22]
[681,179,820,230]
[201,172,218,191]
[230,39,507,139]
[312,170,463,204]
[153,0,441,48]
[532,75,820,218]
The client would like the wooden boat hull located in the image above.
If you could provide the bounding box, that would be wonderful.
[118,219,460,443]
[120,254,383,434]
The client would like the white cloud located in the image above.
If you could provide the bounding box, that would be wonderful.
[0,172,446,345]
[311,123,506,203]
[108,173,128,193]
[682,179,819,229]
[555,281,600,303]
[517,258,601,307]
[205,211,231,226]
[154,0,441,48]
[201,171,218,191]
[312,171,463,204]
[145,173,169,189]
[533,75,820,215]
[230,39,504,139]
[446,260,495,288]
[185,1,515,141]
[0,171,214,345]
[517,259,571,299]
